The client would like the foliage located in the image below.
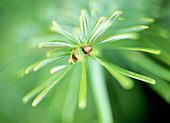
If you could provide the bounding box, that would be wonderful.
[0,0,170,123]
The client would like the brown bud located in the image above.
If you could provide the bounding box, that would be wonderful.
[83,46,92,54]
[68,54,77,63]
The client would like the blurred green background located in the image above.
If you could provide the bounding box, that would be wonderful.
[0,0,170,123]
